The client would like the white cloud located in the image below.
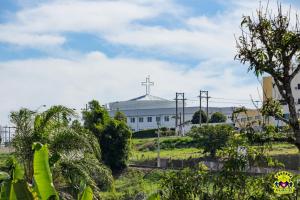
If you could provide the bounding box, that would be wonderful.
[0,0,178,47]
[3,0,299,124]
[2,0,299,59]
[0,51,259,124]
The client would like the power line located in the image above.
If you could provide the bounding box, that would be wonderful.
[165,95,262,106]
[210,97,262,102]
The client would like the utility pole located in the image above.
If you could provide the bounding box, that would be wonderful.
[206,91,209,126]
[175,93,186,136]
[199,91,202,126]
[156,117,161,168]
[175,93,178,128]
[199,90,209,126]
[183,93,185,126]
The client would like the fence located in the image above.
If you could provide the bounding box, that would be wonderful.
[0,126,16,147]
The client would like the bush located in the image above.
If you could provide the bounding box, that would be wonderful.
[191,110,207,124]
[133,129,157,138]
[159,137,197,149]
[241,125,292,144]
[133,128,175,138]
[188,124,234,157]
[209,112,227,123]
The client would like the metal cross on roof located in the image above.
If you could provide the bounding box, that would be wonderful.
[141,75,154,95]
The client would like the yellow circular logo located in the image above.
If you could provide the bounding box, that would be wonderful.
[273,171,295,195]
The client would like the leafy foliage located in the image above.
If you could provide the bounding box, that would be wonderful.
[114,110,127,122]
[82,100,110,135]
[32,143,58,199]
[160,136,294,200]
[191,110,207,124]
[235,3,300,149]
[10,105,113,198]
[83,100,132,172]
[188,125,234,157]
[261,98,284,120]
[100,120,132,172]
[209,112,227,123]
[0,144,95,200]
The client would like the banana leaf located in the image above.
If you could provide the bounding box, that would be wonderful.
[10,180,34,200]
[9,160,33,200]
[0,179,11,200]
[0,172,10,181]
[79,186,93,200]
[32,142,58,200]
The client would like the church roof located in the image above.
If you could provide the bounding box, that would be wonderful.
[128,94,169,101]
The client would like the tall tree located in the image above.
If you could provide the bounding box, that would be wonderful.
[236,4,300,150]
[83,100,132,172]
[100,119,132,171]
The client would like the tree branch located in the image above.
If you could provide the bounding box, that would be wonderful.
[291,64,300,80]
[273,113,290,124]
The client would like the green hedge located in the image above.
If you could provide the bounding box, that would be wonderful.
[133,128,175,138]
[133,129,157,138]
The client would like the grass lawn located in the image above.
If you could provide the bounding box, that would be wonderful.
[130,147,202,162]
[130,137,299,163]
[130,136,202,162]
[267,142,299,155]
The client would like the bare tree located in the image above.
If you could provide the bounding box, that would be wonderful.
[236,3,300,150]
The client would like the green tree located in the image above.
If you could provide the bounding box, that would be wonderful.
[209,112,227,123]
[114,110,127,122]
[189,124,233,158]
[191,110,207,124]
[83,100,132,172]
[82,100,110,135]
[236,4,300,150]
[100,119,132,172]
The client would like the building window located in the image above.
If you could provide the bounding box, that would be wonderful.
[147,117,152,122]
[130,117,135,123]
[298,84,300,89]
[241,118,246,122]
[139,117,143,123]
[298,98,300,104]
[156,116,161,122]
[164,116,170,122]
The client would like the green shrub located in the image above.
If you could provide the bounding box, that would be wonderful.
[159,137,196,149]
[133,128,175,139]
[133,129,157,138]
[241,125,292,144]
[209,112,227,123]
[188,124,234,157]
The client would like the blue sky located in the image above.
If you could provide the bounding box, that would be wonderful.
[0,0,299,124]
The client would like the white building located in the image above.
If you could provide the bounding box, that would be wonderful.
[105,76,235,132]
[263,73,300,126]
